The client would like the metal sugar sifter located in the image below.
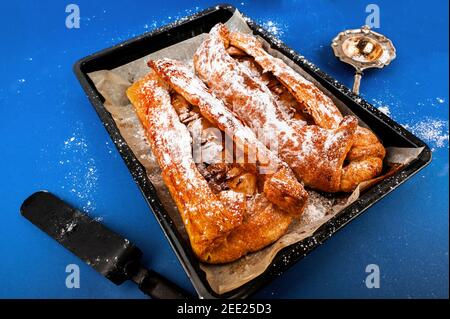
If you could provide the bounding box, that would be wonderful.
[331,25,396,95]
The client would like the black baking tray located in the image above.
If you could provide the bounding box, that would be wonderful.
[73,4,432,299]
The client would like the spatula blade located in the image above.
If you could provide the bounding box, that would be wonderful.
[20,191,141,285]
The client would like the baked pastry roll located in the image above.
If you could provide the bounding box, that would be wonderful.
[194,23,385,192]
[127,70,307,263]
[148,58,307,214]
[194,24,361,192]
[127,73,242,261]
[227,28,386,191]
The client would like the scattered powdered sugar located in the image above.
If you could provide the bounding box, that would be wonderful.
[59,220,78,238]
[104,140,117,156]
[62,220,77,234]
[219,189,245,205]
[302,204,326,223]
[370,97,399,115]
[259,20,287,38]
[143,21,159,31]
[300,191,334,223]
[377,105,391,116]
[59,127,99,213]
[417,97,448,108]
[436,97,445,104]
[370,95,447,151]
[403,118,449,151]
[151,58,284,172]
[104,7,203,45]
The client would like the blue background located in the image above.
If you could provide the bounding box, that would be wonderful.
[0,0,448,298]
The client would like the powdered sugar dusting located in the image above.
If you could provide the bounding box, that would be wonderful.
[193,26,299,148]
[404,118,449,151]
[436,97,445,104]
[59,126,98,213]
[192,25,359,191]
[133,74,243,242]
[301,191,334,223]
[229,31,343,129]
[377,105,391,116]
[370,95,447,151]
[150,58,286,172]
[260,20,287,38]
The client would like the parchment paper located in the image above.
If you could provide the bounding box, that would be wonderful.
[87,10,424,294]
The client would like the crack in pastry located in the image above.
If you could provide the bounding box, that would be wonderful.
[227,28,386,191]
[193,23,360,192]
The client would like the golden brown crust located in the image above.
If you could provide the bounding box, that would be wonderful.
[125,23,390,263]
[225,26,386,191]
[228,30,344,130]
[279,116,358,192]
[340,157,384,192]
[346,127,386,161]
[148,58,308,213]
[230,55,385,192]
[128,70,308,264]
[126,73,243,261]
[205,193,293,263]
[193,24,358,192]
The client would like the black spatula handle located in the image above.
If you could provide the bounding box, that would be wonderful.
[131,266,192,299]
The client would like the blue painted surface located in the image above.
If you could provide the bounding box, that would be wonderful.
[0,0,448,298]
